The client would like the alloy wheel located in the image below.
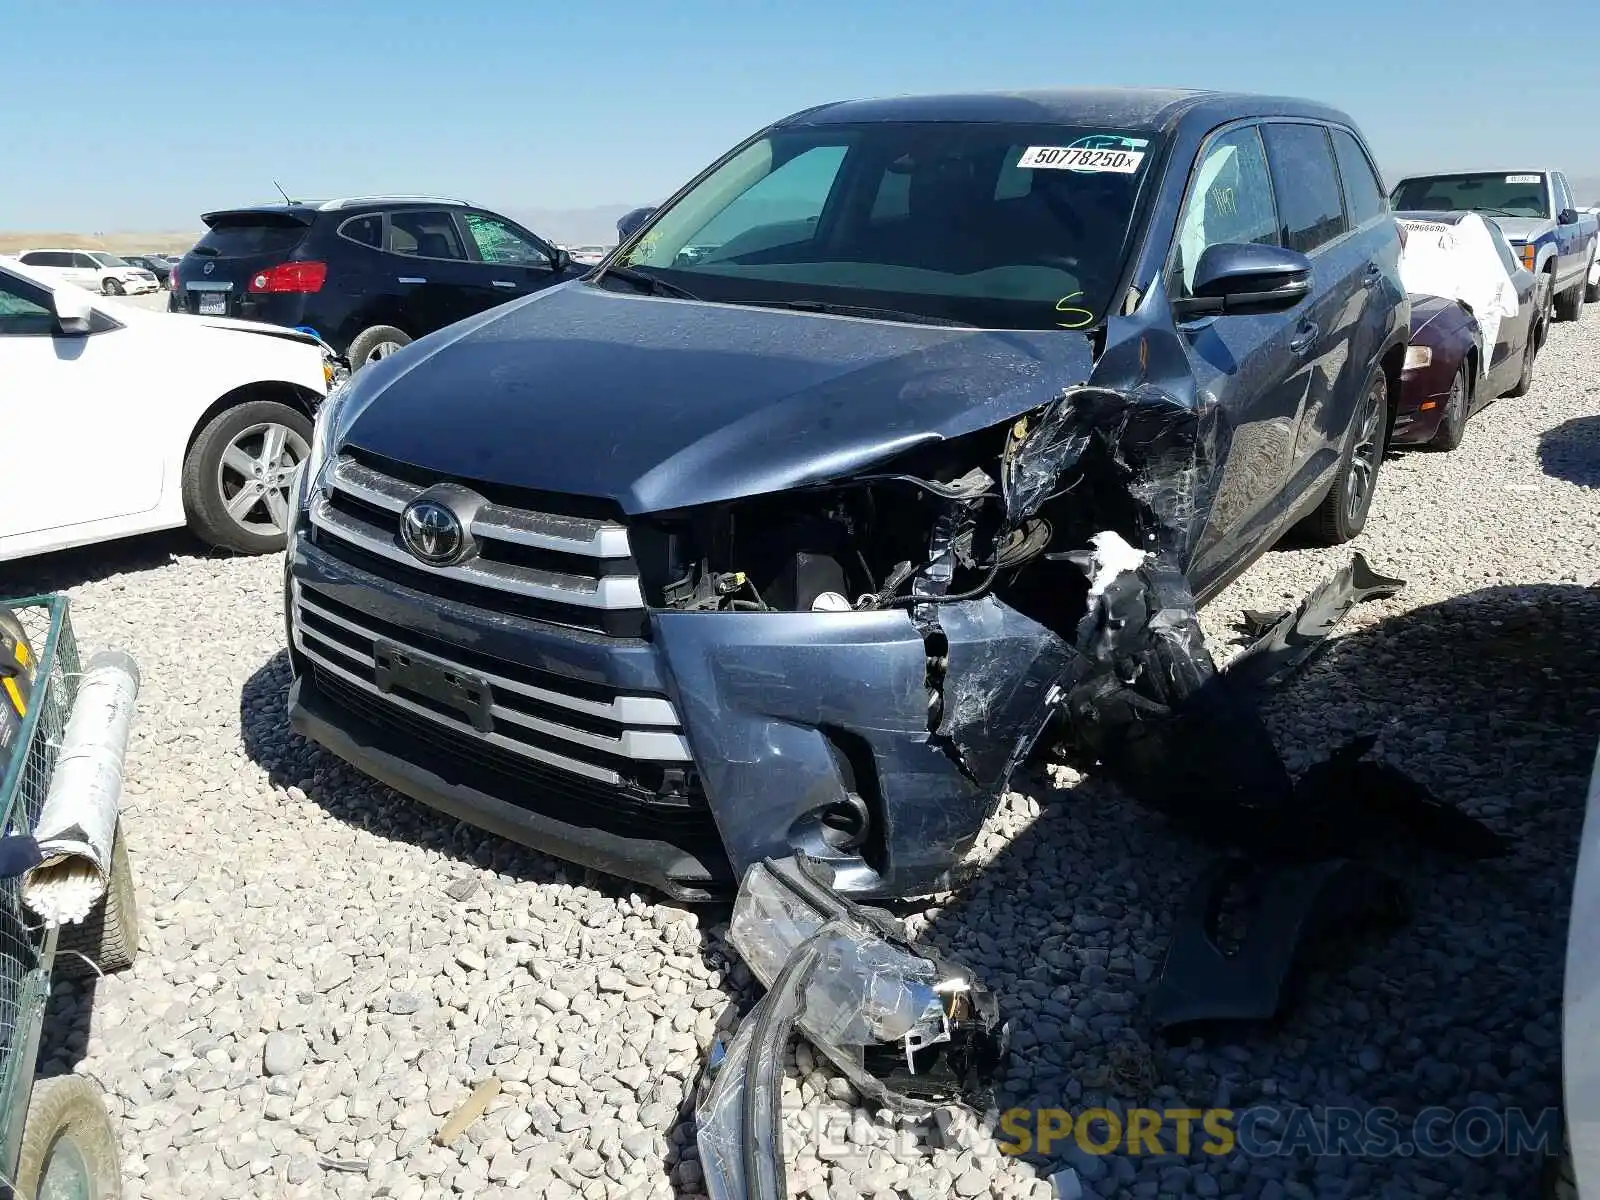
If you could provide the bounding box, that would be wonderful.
[365,341,405,364]
[1345,380,1384,521]
[215,422,310,538]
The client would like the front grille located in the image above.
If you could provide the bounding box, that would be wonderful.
[308,666,721,843]
[290,580,702,807]
[309,454,645,636]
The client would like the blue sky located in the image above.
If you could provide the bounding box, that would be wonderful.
[3,0,1596,230]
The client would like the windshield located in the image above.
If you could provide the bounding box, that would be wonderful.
[611,122,1161,329]
[1391,173,1549,219]
[89,252,128,267]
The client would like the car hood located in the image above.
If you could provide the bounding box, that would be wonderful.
[1407,293,1464,339]
[338,282,1098,513]
[1488,215,1550,243]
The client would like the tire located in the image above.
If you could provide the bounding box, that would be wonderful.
[1585,265,1600,304]
[1505,326,1539,397]
[12,1076,122,1200]
[101,277,122,297]
[182,399,313,554]
[1429,365,1470,451]
[1554,279,1585,322]
[347,325,412,370]
[55,822,139,978]
[1300,367,1388,545]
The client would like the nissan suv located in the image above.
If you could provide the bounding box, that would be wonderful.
[283,89,1408,901]
[169,196,582,368]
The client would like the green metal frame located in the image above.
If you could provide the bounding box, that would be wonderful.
[0,594,77,1179]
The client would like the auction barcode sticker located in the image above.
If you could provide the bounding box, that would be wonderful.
[1505,174,1541,184]
[1019,145,1146,173]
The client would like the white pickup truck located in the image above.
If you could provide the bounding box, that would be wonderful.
[1391,169,1600,322]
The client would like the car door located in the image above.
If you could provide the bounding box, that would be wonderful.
[70,251,103,289]
[1262,122,1376,507]
[1166,123,1313,588]
[1484,223,1537,395]
[382,208,480,337]
[0,271,164,542]
[456,210,562,313]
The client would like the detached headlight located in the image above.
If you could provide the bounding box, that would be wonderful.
[1403,345,1432,370]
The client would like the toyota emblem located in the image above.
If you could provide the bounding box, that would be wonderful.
[400,498,466,566]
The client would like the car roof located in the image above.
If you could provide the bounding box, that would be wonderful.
[780,87,1356,135]
[200,196,474,224]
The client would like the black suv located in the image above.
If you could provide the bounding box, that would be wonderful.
[169,196,581,368]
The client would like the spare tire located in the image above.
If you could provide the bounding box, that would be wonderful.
[12,1076,122,1200]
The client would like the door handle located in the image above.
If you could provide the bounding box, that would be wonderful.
[397,276,426,284]
[492,280,517,289]
[1362,263,1383,288]
[1289,322,1319,355]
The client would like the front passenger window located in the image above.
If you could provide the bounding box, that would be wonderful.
[1172,126,1279,297]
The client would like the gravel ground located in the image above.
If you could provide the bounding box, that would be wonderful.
[5,306,1598,1199]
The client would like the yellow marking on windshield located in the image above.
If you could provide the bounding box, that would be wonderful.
[1055,292,1095,329]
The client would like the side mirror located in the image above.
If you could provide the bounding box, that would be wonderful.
[1557,207,1578,226]
[551,247,572,272]
[617,206,656,242]
[52,288,94,336]
[1173,242,1314,319]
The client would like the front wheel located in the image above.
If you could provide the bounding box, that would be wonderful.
[12,1076,122,1200]
[101,277,122,297]
[1300,368,1387,545]
[1429,366,1470,451]
[182,400,313,554]
[1555,280,1585,322]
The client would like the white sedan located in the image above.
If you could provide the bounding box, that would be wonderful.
[0,259,338,560]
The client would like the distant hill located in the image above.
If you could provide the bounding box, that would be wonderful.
[510,204,645,246]
[0,230,200,255]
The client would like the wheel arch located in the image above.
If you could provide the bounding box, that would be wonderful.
[182,380,322,462]
[1377,339,1406,450]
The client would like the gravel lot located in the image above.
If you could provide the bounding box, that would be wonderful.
[6,304,1598,1199]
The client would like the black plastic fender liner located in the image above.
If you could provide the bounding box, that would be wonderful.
[1148,857,1408,1031]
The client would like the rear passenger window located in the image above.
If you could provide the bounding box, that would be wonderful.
[1331,130,1387,227]
[1171,125,1280,296]
[387,210,466,260]
[339,214,383,249]
[1262,124,1349,253]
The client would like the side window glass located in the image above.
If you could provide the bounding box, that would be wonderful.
[18,253,40,266]
[870,170,910,222]
[339,214,383,248]
[1172,125,1280,297]
[0,278,55,336]
[1262,123,1350,253]
[72,252,98,269]
[1331,129,1387,227]
[387,210,467,260]
[461,213,549,266]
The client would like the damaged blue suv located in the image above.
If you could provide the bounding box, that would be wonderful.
[284,89,1407,900]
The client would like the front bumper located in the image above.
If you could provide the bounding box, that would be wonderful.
[285,533,1015,901]
[1392,366,1452,445]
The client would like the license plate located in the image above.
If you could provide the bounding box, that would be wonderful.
[197,292,226,315]
[372,643,493,732]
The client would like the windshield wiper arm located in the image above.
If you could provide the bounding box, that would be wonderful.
[723,298,974,327]
[593,263,700,300]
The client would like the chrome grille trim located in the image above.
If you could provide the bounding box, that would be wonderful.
[329,456,633,558]
[291,586,693,773]
[309,495,645,610]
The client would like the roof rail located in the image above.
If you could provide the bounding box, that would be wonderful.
[316,195,472,211]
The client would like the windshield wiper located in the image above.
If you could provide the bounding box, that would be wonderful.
[722,298,974,327]
[593,263,700,300]
[1473,207,1528,218]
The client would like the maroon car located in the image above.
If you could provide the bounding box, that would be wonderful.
[1394,210,1542,450]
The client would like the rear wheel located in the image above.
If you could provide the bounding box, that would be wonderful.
[101,277,122,297]
[182,400,313,554]
[1585,258,1600,304]
[1430,366,1470,451]
[348,325,412,370]
[1301,367,1387,545]
[12,1076,122,1200]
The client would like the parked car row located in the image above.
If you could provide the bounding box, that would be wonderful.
[11,249,161,296]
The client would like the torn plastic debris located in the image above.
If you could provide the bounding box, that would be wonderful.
[697,855,1008,1200]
